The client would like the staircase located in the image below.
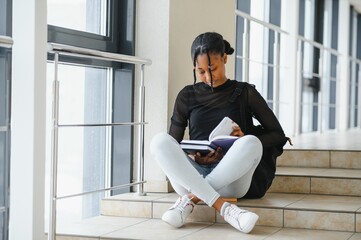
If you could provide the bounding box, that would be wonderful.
[53,132,361,240]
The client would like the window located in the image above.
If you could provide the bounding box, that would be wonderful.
[348,7,361,128]
[48,0,107,36]
[235,0,282,112]
[46,0,135,222]
[298,0,339,133]
[0,0,11,239]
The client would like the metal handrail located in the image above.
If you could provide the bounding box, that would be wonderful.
[56,181,146,200]
[349,56,361,65]
[295,36,342,135]
[48,43,151,66]
[297,35,341,57]
[48,43,151,240]
[0,126,9,132]
[58,122,148,127]
[0,35,13,48]
[235,10,289,117]
[235,10,288,35]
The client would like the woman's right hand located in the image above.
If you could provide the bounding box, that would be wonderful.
[194,147,224,165]
[231,125,244,137]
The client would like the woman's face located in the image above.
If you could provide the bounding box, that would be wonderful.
[195,53,227,88]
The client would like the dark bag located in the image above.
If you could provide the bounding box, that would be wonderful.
[232,82,287,198]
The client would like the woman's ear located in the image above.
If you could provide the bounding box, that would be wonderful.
[223,54,228,64]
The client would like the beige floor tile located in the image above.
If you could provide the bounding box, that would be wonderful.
[277,150,330,168]
[284,210,355,231]
[286,194,361,212]
[187,204,216,223]
[350,233,361,240]
[267,228,353,240]
[268,176,310,194]
[331,151,361,169]
[53,236,97,240]
[246,207,284,227]
[100,199,152,217]
[276,167,328,176]
[238,193,306,208]
[180,224,280,240]
[100,219,211,240]
[56,216,147,237]
[312,178,361,196]
[153,202,172,219]
[103,192,169,202]
[284,130,361,151]
[357,212,361,232]
[312,168,361,178]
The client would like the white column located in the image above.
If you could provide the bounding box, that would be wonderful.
[337,0,351,130]
[135,0,171,192]
[10,0,47,239]
[279,0,299,136]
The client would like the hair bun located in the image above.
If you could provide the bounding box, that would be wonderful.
[223,40,234,55]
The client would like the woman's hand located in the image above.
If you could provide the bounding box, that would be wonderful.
[231,125,244,137]
[194,147,224,165]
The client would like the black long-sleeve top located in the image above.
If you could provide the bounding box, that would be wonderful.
[169,79,287,149]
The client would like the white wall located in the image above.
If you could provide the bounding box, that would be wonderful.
[10,0,47,239]
[168,0,236,120]
[136,0,236,192]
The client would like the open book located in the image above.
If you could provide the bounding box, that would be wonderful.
[180,117,239,154]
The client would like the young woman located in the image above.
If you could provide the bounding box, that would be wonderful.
[150,32,288,234]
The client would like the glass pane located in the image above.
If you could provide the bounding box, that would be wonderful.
[0,211,4,240]
[47,0,107,36]
[329,107,336,129]
[46,63,110,221]
[0,132,5,207]
[0,48,8,126]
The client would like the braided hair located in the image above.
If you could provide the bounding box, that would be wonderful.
[191,32,234,90]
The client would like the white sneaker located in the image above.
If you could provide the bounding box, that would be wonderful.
[161,195,195,228]
[221,202,259,234]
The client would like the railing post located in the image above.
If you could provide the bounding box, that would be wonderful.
[294,40,302,136]
[317,50,323,133]
[242,19,250,82]
[273,32,280,117]
[358,64,361,129]
[137,64,146,196]
[48,52,60,240]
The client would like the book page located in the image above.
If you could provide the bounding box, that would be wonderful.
[180,139,210,145]
[208,117,239,141]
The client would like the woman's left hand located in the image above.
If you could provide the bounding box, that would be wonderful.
[194,147,224,165]
[231,126,244,137]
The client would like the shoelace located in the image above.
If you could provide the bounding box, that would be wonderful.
[225,205,248,227]
[171,197,193,212]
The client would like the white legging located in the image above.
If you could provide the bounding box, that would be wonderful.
[150,133,263,207]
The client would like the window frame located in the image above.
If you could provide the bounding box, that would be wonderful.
[46,0,136,218]
[0,0,12,238]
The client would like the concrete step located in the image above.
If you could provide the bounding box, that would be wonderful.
[100,192,361,233]
[278,149,361,169]
[269,167,361,196]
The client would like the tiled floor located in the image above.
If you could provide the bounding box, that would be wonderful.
[284,129,361,151]
[55,216,361,240]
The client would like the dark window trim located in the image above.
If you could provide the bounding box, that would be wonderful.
[48,0,135,55]
[47,0,136,199]
[48,0,119,53]
[0,0,12,36]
